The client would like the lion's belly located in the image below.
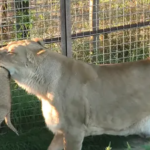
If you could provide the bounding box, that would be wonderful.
[86,116,150,138]
[41,99,60,133]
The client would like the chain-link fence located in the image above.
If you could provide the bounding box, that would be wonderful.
[0,0,150,150]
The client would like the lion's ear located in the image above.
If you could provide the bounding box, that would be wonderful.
[31,38,45,47]
[24,38,46,54]
[32,38,41,42]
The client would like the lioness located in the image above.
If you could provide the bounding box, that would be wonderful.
[0,67,18,135]
[0,38,150,149]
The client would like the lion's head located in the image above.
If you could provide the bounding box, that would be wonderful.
[0,38,46,78]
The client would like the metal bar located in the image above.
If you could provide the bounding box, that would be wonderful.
[65,0,72,57]
[45,20,150,43]
[0,21,150,48]
[60,0,72,57]
[92,0,99,63]
[72,21,150,39]
[60,0,67,56]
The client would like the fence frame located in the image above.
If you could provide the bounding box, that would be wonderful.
[60,0,72,57]
[0,0,150,57]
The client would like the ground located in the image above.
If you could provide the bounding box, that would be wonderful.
[1,126,150,150]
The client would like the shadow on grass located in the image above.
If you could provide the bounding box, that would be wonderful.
[1,126,150,150]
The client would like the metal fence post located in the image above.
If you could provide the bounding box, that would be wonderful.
[60,0,72,57]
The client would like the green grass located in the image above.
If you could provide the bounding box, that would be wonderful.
[1,126,150,150]
[0,81,52,150]
[9,81,44,130]
[0,127,53,150]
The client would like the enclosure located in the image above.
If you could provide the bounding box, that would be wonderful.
[0,0,150,150]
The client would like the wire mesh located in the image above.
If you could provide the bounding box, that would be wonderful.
[1,0,150,150]
[71,0,150,64]
[0,0,61,135]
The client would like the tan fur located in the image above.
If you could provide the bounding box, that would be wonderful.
[0,39,150,149]
[0,67,18,135]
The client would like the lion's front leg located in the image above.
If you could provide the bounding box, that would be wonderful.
[63,127,84,150]
[48,132,63,150]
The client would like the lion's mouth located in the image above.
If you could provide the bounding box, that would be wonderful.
[0,66,11,79]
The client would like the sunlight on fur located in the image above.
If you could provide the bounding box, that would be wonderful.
[37,50,46,55]
[8,45,16,52]
[8,43,26,52]
[42,99,59,133]
[47,93,54,102]
[42,99,59,125]
[15,81,33,94]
